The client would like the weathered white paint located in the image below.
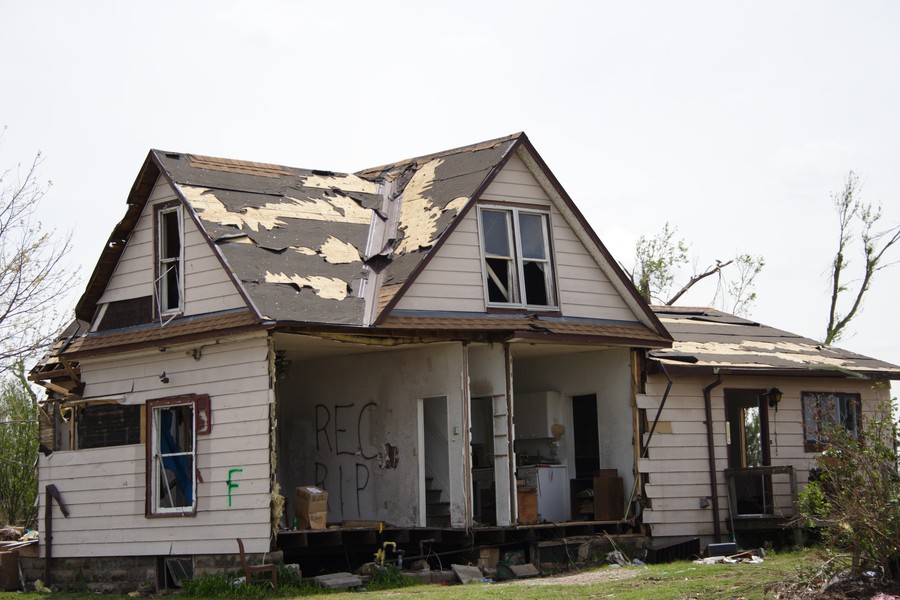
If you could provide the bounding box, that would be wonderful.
[513,347,635,520]
[394,154,638,322]
[97,175,246,317]
[276,342,468,528]
[37,333,273,557]
[638,374,888,542]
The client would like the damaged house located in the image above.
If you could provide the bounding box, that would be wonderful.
[28,133,899,588]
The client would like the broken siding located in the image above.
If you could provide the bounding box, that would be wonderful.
[96,175,246,317]
[638,374,883,539]
[38,333,273,557]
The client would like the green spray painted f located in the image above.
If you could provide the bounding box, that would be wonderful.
[227,467,243,507]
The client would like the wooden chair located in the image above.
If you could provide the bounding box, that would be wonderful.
[236,538,278,589]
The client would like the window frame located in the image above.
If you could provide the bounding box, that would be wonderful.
[801,391,862,452]
[154,201,185,317]
[477,205,558,310]
[145,395,201,518]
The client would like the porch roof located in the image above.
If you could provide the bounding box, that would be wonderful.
[649,306,900,379]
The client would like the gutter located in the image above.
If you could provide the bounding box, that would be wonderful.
[703,371,724,542]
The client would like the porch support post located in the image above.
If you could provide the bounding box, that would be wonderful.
[504,342,517,526]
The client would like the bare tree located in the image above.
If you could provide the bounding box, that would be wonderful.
[824,172,900,345]
[0,140,71,372]
[626,222,764,315]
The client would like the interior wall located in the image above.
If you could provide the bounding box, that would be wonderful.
[513,347,635,496]
[276,342,466,527]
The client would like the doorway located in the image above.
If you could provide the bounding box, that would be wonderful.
[572,394,600,478]
[725,389,772,515]
[470,396,496,524]
[420,396,451,527]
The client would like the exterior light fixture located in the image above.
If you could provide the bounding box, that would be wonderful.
[765,387,782,408]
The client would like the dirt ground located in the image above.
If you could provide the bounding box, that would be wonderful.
[503,565,643,586]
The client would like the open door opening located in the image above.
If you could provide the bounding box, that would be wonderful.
[421,396,451,527]
[470,396,497,525]
[725,389,772,515]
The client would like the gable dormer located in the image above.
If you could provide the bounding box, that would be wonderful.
[387,141,660,331]
[85,165,249,332]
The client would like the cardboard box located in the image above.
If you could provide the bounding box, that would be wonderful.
[295,486,328,530]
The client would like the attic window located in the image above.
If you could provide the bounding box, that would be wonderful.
[156,204,184,316]
[478,207,556,308]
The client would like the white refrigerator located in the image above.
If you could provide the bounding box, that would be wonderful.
[518,465,567,523]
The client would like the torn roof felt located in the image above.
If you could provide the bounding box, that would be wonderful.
[650,306,900,378]
[140,134,523,326]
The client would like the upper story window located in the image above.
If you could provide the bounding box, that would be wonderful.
[156,204,184,315]
[479,207,556,308]
[802,391,861,452]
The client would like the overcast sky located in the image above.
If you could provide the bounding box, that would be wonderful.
[1,1,898,368]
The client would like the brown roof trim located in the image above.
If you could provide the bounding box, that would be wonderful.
[75,153,160,322]
[63,323,267,360]
[647,362,900,380]
[515,136,672,342]
[152,151,263,321]
[373,134,524,324]
[506,330,671,349]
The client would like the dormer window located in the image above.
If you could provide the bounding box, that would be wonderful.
[156,204,184,315]
[478,207,556,308]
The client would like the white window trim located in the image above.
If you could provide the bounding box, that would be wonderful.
[155,204,185,318]
[477,205,558,310]
[148,397,197,516]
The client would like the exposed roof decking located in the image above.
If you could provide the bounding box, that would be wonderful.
[651,306,900,377]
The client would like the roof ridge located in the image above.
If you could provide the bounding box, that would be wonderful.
[355,132,524,177]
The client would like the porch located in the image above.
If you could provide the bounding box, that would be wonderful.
[724,465,803,546]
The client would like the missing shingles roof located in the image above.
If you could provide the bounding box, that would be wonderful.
[187,154,291,178]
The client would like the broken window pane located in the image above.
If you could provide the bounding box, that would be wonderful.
[486,257,513,302]
[157,207,183,314]
[151,401,196,513]
[802,392,860,451]
[480,208,555,308]
[522,261,549,306]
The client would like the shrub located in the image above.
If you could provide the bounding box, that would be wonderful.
[799,395,900,580]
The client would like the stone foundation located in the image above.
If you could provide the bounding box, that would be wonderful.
[19,551,283,594]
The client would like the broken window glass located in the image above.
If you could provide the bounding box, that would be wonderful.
[149,399,196,514]
[157,206,183,314]
[482,210,516,303]
[479,208,555,308]
[801,392,860,451]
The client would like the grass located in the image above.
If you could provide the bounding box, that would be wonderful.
[0,550,817,599]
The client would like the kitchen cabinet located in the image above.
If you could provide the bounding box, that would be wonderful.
[515,391,562,439]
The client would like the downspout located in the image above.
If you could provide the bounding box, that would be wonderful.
[703,371,724,542]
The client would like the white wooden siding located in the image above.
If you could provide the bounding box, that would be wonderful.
[395,154,638,322]
[97,175,246,316]
[638,375,884,540]
[38,333,273,557]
